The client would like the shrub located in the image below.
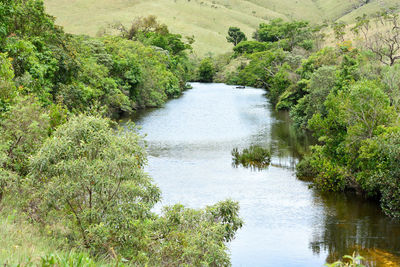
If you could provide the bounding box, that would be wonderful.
[26,115,243,264]
[0,96,50,176]
[295,155,318,179]
[198,58,215,82]
[27,115,160,253]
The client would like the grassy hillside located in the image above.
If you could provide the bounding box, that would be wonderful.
[44,0,399,55]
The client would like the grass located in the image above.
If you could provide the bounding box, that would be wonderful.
[232,145,271,169]
[43,0,400,56]
[0,208,59,265]
[0,203,111,266]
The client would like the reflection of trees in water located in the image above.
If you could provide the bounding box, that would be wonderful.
[247,106,314,170]
[269,109,314,169]
[309,191,400,265]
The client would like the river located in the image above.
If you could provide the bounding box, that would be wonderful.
[126,83,400,266]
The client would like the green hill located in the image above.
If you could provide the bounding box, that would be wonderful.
[44,0,399,55]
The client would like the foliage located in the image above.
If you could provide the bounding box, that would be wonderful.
[27,115,159,250]
[40,252,98,267]
[357,127,400,218]
[352,10,400,66]
[0,53,16,113]
[197,57,215,82]
[295,155,318,179]
[232,146,271,169]
[119,15,193,56]
[226,27,247,46]
[24,115,242,264]
[233,41,270,56]
[254,19,314,51]
[332,21,347,42]
[0,96,50,177]
[151,200,243,266]
[326,252,365,267]
[234,49,293,104]
[290,66,337,129]
[0,2,192,116]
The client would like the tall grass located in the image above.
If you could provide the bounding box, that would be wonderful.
[0,203,111,266]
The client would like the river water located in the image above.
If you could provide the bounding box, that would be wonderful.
[127,83,400,266]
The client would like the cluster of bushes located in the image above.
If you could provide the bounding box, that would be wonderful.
[217,11,400,218]
[0,0,243,265]
[1,113,243,265]
[0,1,194,117]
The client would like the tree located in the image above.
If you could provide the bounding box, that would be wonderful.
[0,96,50,176]
[332,21,347,42]
[0,53,16,113]
[233,40,270,55]
[28,115,159,249]
[198,57,215,82]
[345,80,395,143]
[27,115,243,264]
[226,27,247,46]
[358,127,400,218]
[254,19,313,51]
[352,10,400,66]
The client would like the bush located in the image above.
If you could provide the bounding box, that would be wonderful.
[295,155,318,179]
[27,115,159,252]
[25,115,243,264]
[233,41,270,56]
[198,58,215,82]
[0,96,50,176]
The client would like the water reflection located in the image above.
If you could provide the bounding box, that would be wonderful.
[123,83,400,266]
[310,191,400,266]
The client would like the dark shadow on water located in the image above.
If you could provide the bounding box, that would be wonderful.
[310,190,400,266]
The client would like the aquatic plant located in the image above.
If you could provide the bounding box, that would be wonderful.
[326,252,365,267]
[232,145,271,169]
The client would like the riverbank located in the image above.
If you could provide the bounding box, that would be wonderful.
[207,15,400,220]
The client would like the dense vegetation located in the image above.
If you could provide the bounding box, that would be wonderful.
[214,10,400,219]
[0,0,243,265]
[2,0,400,264]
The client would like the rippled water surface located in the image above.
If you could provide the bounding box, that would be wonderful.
[126,83,400,266]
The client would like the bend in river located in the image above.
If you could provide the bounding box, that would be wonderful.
[124,83,400,267]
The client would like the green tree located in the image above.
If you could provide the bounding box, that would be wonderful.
[27,115,243,264]
[0,53,16,113]
[0,96,50,176]
[254,19,313,51]
[332,21,347,42]
[28,115,159,249]
[227,27,247,46]
[198,57,215,82]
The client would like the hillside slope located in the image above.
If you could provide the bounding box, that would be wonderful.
[44,0,400,55]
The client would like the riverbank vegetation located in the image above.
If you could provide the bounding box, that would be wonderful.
[0,0,243,265]
[213,9,400,219]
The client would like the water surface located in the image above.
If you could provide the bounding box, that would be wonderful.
[127,83,400,266]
